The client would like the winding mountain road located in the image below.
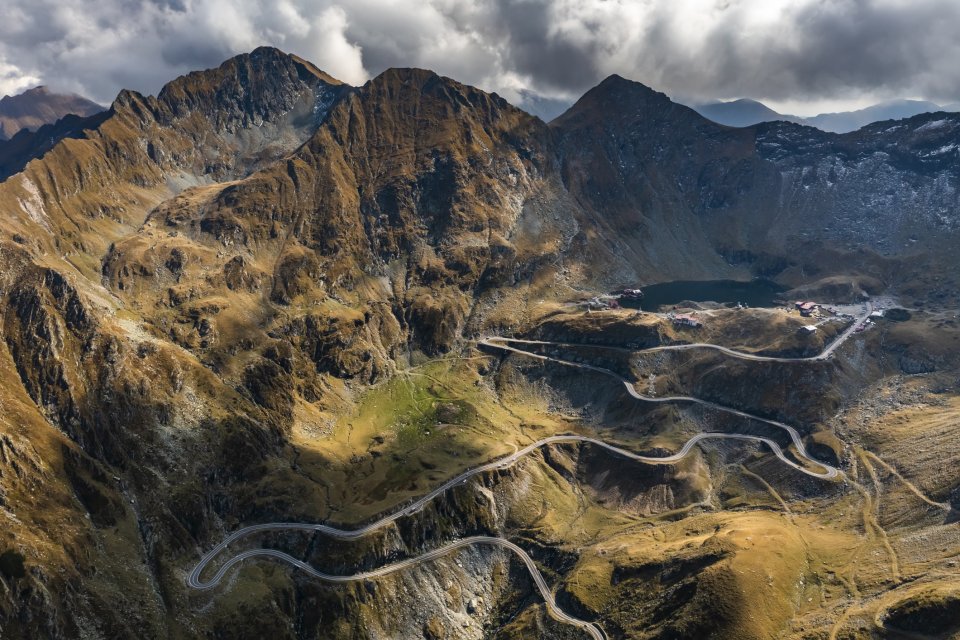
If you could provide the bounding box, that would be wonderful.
[478,339,842,479]
[486,301,872,364]
[188,433,836,588]
[188,304,869,638]
[191,536,605,640]
[187,431,821,640]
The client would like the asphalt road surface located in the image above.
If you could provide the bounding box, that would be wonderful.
[187,309,869,637]
[191,536,606,640]
[479,338,842,479]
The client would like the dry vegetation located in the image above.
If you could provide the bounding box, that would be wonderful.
[1,46,959,640]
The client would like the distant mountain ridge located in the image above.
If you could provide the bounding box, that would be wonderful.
[691,97,960,132]
[693,98,804,128]
[0,86,104,140]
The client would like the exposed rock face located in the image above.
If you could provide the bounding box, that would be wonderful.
[551,75,960,292]
[100,65,557,378]
[0,48,959,639]
[0,46,348,279]
[140,46,350,180]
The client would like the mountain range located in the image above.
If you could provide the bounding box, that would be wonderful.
[0,47,958,639]
[692,97,960,133]
[0,85,104,140]
[3,81,955,142]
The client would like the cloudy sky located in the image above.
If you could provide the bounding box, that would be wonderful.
[1,0,959,118]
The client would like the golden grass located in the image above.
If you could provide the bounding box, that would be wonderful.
[284,357,573,523]
[561,511,865,639]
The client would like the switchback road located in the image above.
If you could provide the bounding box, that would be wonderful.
[188,432,837,638]
[479,338,840,479]
[191,536,605,640]
[188,307,867,637]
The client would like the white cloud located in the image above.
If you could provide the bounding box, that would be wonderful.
[0,60,40,97]
[305,6,367,85]
[0,0,958,115]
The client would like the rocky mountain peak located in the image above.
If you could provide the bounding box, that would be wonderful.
[151,46,346,133]
[552,73,709,134]
[571,74,668,107]
[3,85,50,98]
[596,72,659,93]
[354,67,525,129]
[0,49,356,272]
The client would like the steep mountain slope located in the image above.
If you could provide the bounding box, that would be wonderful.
[552,76,751,283]
[0,110,111,181]
[552,76,960,301]
[0,48,357,639]
[0,51,590,640]
[0,50,958,640]
[0,47,348,278]
[100,66,578,376]
[0,86,104,140]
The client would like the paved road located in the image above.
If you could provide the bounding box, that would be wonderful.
[191,536,606,640]
[188,432,836,589]
[819,301,874,358]
[187,308,868,637]
[479,339,840,479]
[484,301,872,364]
[188,433,835,638]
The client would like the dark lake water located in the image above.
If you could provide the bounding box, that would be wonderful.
[620,279,788,311]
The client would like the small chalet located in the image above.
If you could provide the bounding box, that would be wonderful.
[795,301,819,317]
[672,313,702,328]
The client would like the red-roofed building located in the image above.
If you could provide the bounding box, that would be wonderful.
[796,301,819,317]
[672,313,702,328]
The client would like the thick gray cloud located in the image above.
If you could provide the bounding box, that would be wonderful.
[1,0,959,117]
